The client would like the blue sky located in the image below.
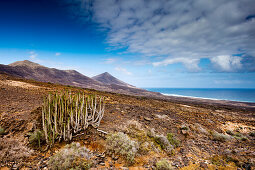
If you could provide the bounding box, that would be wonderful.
[0,0,255,88]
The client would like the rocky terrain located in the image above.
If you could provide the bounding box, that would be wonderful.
[0,73,255,169]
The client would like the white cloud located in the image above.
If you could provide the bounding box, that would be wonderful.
[210,55,242,72]
[29,51,38,60]
[65,0,255,72]
[153,57,201,72]
[115,66,132,75]
[103,58,116,64]
[56,52,61,56]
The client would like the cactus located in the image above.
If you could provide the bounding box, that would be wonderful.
[42,91,105,147]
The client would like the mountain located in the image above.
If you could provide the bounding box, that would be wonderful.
[0,60,105,90]
[92,72,135,88]
[0,60,161,97]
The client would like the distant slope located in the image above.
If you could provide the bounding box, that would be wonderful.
[0,60,162,97]
[92,72,135,88]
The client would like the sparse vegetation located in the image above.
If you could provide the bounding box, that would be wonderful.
[42,91,105,147]
[167,133,180,148]
[125,120,155,154]
[156,159,174,170]
[48,142,92,170]
[225,130,248,141]
[106,132,139,164]
[28,129,44,148]
[0,126,5,135]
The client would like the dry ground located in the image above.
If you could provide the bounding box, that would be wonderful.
[0,74,254,169]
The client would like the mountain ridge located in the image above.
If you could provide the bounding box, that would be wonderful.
[0,60,161,97]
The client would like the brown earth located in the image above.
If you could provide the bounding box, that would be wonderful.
[0,73,254,169]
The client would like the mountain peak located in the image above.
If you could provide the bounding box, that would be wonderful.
[92,72,135,88]
[99,72,112,77]
[9,60,43,68]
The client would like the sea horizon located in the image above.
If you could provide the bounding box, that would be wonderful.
[144,88,255,103]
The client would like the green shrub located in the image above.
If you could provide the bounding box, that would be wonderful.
[167,133,180,148]
[0,126,5,135]
[156,159,174,170]
[48,142,92,170]
[28,129,44,148]
[106,132,139,164]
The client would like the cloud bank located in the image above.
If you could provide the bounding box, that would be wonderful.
[65,0,255,72]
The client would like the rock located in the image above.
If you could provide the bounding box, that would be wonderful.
[223,149,232,155]
[109,161,113,167]
[200,162,208,169]
[99,162,105,166]
[180,124,189,130]
[181,130,189,136]
[144,117,152,121]
[113,155,119,160]
[12,164,18,169]
[100,153,105,158]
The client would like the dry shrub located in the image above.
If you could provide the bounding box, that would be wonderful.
[125,120,155,154]
[156,159,174,170]
[148,128,174,155]
[211,130,232,142]
[194,123,208,135]
[106,132,139,164]
[48,142,93,170]
[0,138,33,164]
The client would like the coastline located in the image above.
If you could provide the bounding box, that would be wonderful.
[162,93,255,103]
[158,92,255,112]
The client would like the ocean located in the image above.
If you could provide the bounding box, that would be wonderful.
[145,88,255,103]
